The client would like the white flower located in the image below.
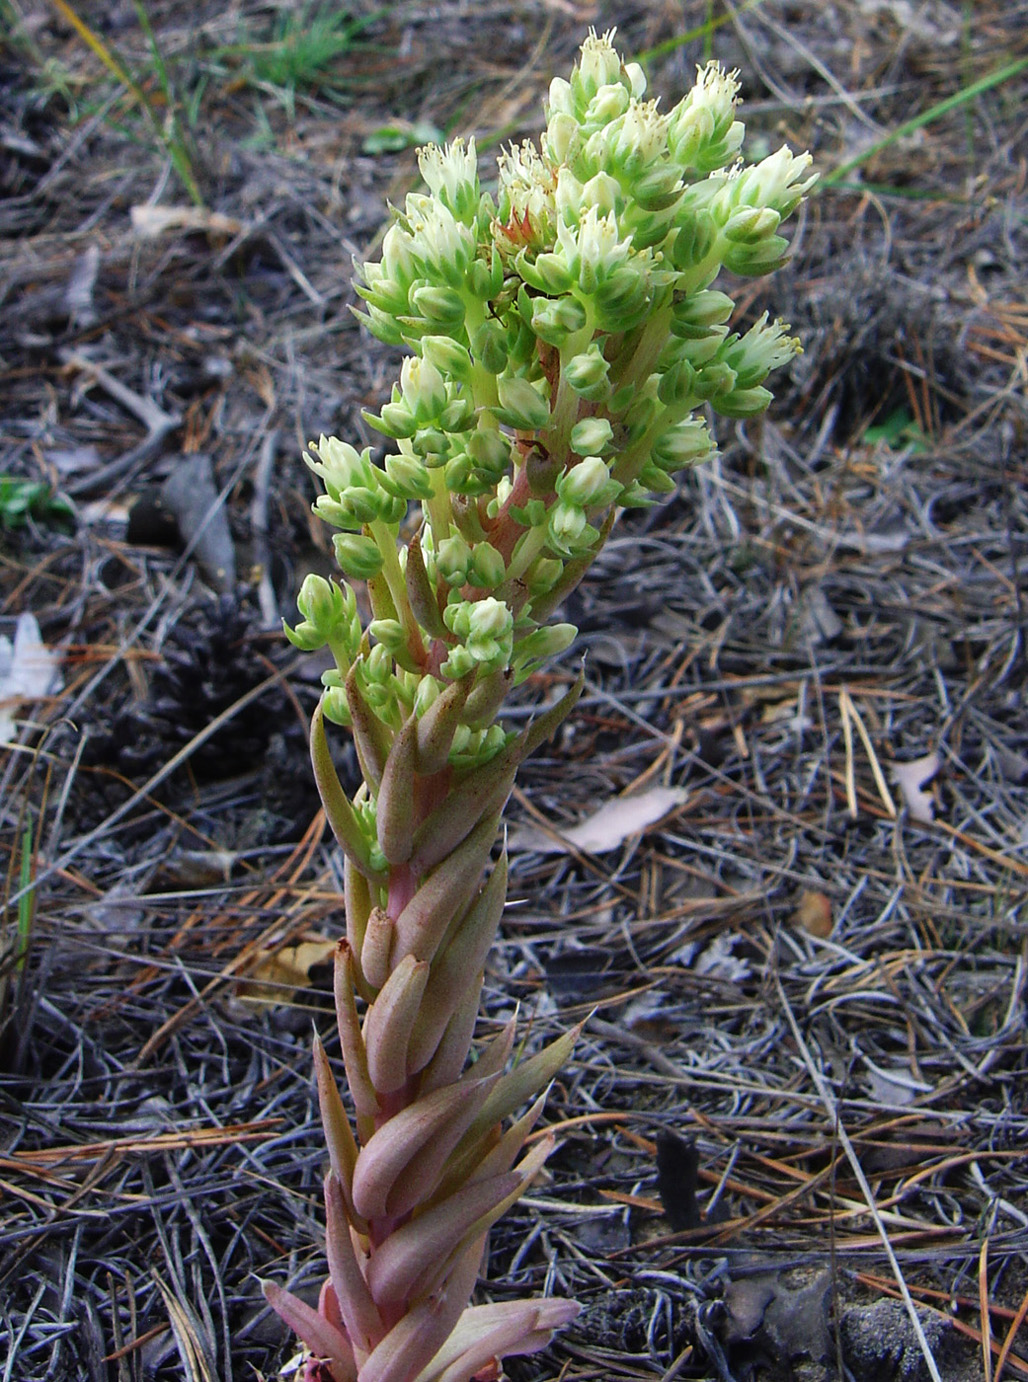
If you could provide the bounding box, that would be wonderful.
[578,28,623,94]
[418,137,480,223]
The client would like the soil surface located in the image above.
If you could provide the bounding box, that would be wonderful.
[1,3,1026,1380]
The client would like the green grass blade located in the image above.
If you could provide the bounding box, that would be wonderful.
[824,56,1028,186]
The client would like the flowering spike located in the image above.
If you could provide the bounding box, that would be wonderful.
[271,24,811,1381]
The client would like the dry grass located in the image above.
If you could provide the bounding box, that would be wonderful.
[1,2,1027,1379]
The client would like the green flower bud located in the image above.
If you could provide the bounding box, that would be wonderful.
[586,80,631,126]
[548,501,594,556]
[657,358,696,406]
[713,385,774,418]
[438,396,476,432]
[722,206,781,244]
[382,451,435,500]
[421,334,474,383]
[307,434,373,490]
[321,684,352,727]
[471,319,509,374]
[440,644,476,679]
[557,455,620,508]
[371,400,418,439]
[638,460,677,494]
[531,295,588,347]
[400,354,448,423]
[282,617,327,652]
[569,416,614,455]
[671,290,735,334]
[514,247,574,295]
[437,531,471,586]
[722,235,790,277]
[652,417,714,470]
[526,555,563,598]
[296,573,343,633]
[563,342,611,402]
[368,618,406,652]
[494,374,551,430]
[466,427,513,480]
[443,453,477,494]
[513,622,578,677]
[411,427,451,464]
[333,532,384,579]
[693,360,737,398]
[463,250,497,302]
[468,541,506,589]
[413,674,442,718]
[668,210,719,274]
[365,642,392,683]
[410,283,466,329]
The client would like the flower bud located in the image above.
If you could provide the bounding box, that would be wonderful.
[333,533,384,579]
[410,428,451,467]
[412,674,442,718]
[400,354,448,423]
[547,501,591,555]
[471,319,509,374]
[372,400,418,439]
[712,385,774,418]
[440,644,476,679]
[296,573,343,633]
[638,461,677,494]
[692,360,737,399]
[382,452,434,500]
[671,290,735,335]
[652,417,714,470]
[525,555,563,598]
[438,395,476,432]
[722,206,781,244]
[494,374,551,431]
[421,334,474,384]
[368,618,406,652]
[321,684,352,727]
[563,343,611,402]
[410,283,465,329]
[466,427,513,481]
[468,541,506,589]
[556,455,620,508]
[657,357,697,406]
[282,617,327,652]
[531,295,587,347]
[437,531,471,586]
[513,622,577,676]
[569,417,613,455]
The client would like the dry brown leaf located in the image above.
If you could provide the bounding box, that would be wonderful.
[792,889,833,938]
[509,784,688,855]
[130,205,244,238]
[890,752,940,824]
[236,940,336,1008]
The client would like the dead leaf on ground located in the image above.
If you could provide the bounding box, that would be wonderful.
[792,888,833,938]
[160,454,237,592]
[130,205,244,238]
[0,612,63,744]
[890,751,940,823]
[508,784,688,855]
[236,940,337,1008]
